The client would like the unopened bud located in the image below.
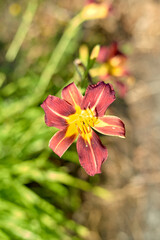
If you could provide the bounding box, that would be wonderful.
[90,45,100,60]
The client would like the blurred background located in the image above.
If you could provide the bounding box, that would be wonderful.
[0,0,160,239]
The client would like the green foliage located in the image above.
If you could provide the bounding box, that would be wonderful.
[0,1,112,239]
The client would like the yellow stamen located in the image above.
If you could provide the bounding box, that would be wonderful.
[67,105,98,142]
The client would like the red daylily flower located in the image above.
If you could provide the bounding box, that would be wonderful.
[41,81,125,176]
[97,42,129,78]
[90,43,131,97]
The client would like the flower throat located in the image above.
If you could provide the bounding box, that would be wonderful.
[67,105,97,137]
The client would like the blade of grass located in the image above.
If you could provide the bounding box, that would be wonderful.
[5,0,39,62]
[35,14,83,96]
[11,162,114,201]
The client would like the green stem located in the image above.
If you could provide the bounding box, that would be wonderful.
[35,14,83,96]
[1,14,84,122]
[5,0,39,62]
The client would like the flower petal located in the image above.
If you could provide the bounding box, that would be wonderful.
[77,130,108,176]
[41,95,75,129]
[97,46,110,63]
[97,43,118,63]
[49,126,78,157]
[62,82,83,107]
[81,81,115,117]
[94,116,125,138]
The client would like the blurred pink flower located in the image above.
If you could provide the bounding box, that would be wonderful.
[97,42,129,77]
[90,43,131,97]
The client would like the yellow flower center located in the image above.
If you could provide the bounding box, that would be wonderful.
[66,105,97,142]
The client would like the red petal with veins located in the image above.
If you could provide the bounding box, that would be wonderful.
[62,82,83,107]
[49,128,77,157]
[77,130,108,176]
[41,95,75,129]
[94,116,125,138]
[81,81,115,117]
